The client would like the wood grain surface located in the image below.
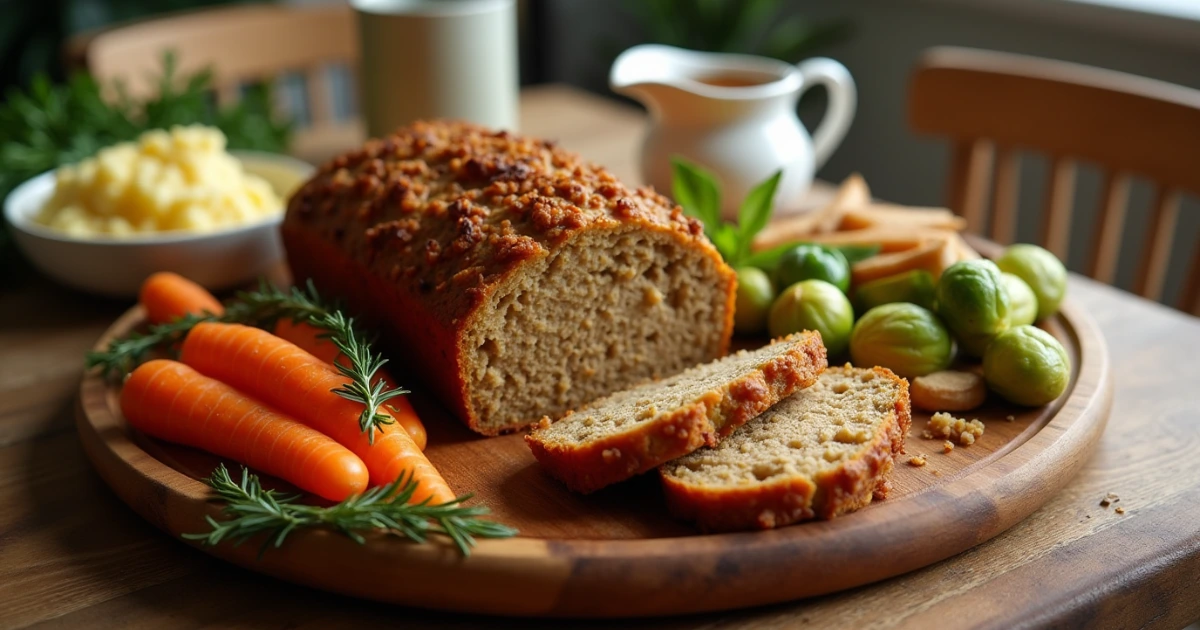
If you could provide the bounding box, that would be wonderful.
[1,86,1199,629]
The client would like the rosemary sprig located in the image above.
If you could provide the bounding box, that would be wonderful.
[85,312,214,377]
[86,280,407,441]
[184,464,517,557]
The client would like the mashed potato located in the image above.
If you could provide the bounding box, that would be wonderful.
[36,125,282,237]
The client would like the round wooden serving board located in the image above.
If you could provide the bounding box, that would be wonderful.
[77,297,1112,618]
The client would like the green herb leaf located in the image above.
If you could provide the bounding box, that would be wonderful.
[710,224,741,262]
[735,169,783,261]
[669,159,784,267]
[670,156,722,236]
[184,464,517,557]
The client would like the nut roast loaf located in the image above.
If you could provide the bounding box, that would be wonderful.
[282,121,737,435]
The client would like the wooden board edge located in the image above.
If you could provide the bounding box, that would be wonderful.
[75,291,1112,617]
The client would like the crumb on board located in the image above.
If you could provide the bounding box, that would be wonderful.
[928,411,985,445]
[1006,415,1016,422]
[907,455,927,467]
[931,469,942,476]
[943,440,955,453]
[921,429,934,440]
[1100,492,1120,507]
[1115,507,1126,515]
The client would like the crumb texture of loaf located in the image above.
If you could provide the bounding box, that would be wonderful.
[282,121,736,435]
[526,333,827,494]
[661,365,911,531]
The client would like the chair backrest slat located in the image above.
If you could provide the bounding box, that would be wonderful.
[1135,188,1182,301]
[910,46,1200,315]
[990,146,1020,246]
[1090,172,1131,285]
[947,139,993,234]
[1041,157,1076,262]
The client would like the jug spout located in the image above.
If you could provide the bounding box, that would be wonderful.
[609,45,700,114]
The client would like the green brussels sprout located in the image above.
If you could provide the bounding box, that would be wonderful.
[983,325,1071,406]
[734,267,775,335]
[996,244,1067,320]
[849,303,953,378]
[936,259,1011,357]
[768,279,855,355]
[1002,272,1038,328]
[775,244,851,293]
[853,270,937,312]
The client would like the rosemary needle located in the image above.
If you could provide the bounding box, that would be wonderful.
[86,280,406,441]
[185,464,517,557]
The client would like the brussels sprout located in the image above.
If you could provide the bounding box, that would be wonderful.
[996,244,1067,320]
[734,267,775,335]
[775,244,851,293]
[1002,272,1038,328]
[983,325,1070,406]
[768,279,854,355]
[849,303,953,378]
[853,270,937,312]
[936,259,1011,357]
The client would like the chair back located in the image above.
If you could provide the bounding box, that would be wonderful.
[909,46,1200,314]
[77,3,362,163]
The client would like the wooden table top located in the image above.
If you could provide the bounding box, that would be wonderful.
[2,85,1198,630]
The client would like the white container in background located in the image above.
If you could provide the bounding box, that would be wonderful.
[353,0,519,135]
[611,45,856,220]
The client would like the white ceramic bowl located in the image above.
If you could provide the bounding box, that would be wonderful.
[3,151,314,298]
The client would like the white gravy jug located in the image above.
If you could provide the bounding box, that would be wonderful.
[610,44,856,220]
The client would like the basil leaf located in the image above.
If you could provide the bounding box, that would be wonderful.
[735,169,782,262]
[670,156,722,236]
[711,224,741,263]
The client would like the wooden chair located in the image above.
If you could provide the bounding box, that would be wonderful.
[909,46,1200,315]
[71,3,363,164]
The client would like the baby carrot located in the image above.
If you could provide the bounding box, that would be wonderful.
[135,273,429,451]
[120,359,368,501]
[140,272,224,324]
[273,319,427,451]
[179,322,456,505]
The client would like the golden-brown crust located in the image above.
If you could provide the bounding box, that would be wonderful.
[525,333,828,494]
[285,121,718,325]
[661,366,911,532]
[282,121,735,434]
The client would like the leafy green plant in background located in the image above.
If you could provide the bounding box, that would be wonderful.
[0,54,291,267]
[624,0,851,62]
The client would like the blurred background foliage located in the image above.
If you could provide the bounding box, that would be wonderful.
[622,0,851,63]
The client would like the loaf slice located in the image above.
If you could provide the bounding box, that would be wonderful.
[525,332,827,494]
[283,121,736,435]
[661,365,911,531]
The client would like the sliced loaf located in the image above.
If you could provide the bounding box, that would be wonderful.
[525,332,827,494]
[661,365,911,531]
[283,121,737,436]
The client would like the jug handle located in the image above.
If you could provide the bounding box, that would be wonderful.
[796,58,857,168]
